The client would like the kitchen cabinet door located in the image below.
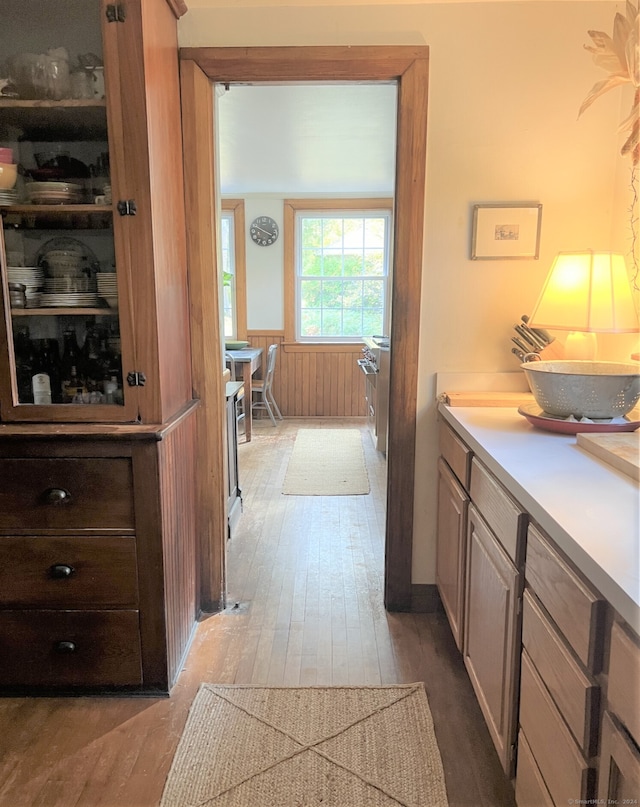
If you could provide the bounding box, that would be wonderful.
[0,0,191,425]
[463,504,522,776]
[436,457,469,651]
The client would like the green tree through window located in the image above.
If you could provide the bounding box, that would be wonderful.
[296,210,391,340]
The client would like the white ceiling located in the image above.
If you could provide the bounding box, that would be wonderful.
[217,83,398,195]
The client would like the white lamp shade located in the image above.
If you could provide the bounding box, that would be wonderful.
[529,251,639,333]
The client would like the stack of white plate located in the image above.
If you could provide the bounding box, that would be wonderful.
[40,292,101,308]
[26,181,84,205]
[44,277,96,294]
[97,272,118,309]
[0,189,18,205]
[7,266,44,308]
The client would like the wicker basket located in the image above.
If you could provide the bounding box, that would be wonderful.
[521,360,640,419]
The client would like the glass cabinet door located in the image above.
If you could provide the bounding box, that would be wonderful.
[0,0,137,422]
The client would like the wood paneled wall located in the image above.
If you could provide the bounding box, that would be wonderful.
[247,331,367,418]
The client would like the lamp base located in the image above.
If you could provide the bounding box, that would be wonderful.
[564,331,598,360]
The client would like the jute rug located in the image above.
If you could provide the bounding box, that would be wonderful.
[160,684,448,807]
[282,429,370,495]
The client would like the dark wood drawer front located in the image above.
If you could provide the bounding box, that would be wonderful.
[439,421,472,491]
[0,536,138,608]
[520,650,595,806]
[470,458,527,567]
[526,524,605,671]
[608,620,640,746]
[522,589,600,756]
[0,459,134,531]
[0,610,142,687]
[515,729,554,807]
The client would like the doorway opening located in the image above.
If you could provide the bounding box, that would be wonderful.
[180,46,429,614]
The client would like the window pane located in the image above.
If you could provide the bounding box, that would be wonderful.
[363,309,384,335]
[300,278,322,308]
[321,279,343,308]
[301,308,321,337]
[322,252,343,277]
[221,212,236,339]
[322,309,342,335]
[343,219,364,249]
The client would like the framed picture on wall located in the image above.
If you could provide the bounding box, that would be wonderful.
[471,203,542,259]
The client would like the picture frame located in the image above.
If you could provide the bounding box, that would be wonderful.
[470,203,542,260]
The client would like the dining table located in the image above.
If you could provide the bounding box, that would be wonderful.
[225,346,263,442]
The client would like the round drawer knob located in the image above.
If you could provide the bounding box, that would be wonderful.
[49,564,75,579]
[43,488,72,505]
[55,641,76,654]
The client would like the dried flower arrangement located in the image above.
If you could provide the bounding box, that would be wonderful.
[579,1,639,288]
[579,0,639,163]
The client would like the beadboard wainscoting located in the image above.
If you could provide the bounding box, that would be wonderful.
[247,332,367,418]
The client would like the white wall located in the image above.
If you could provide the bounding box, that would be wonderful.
[180,0,634,584]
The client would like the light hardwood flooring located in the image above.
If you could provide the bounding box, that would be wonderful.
[0,418,515,807]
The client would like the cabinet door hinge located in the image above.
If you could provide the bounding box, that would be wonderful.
[510,742,518,762]
[117,199,137,216]
[106,3,126,22]
[127,372,146,387]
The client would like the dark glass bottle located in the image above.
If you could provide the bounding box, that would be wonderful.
[13,326,35,404]
[61,329,83,402]
[37,339,62,403]
[82,327,103,393]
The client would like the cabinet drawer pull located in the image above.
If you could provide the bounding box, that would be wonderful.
[55,641,76,654]
[43,488,72,505]
[49,564,75,579]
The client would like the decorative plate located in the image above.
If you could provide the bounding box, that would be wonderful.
[518,402,640,434]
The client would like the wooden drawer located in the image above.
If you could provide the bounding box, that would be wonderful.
[0,458,134,531]
[0,535,138,608]
[608,619,640,746]
[0,610,142,688]
[470,458,527,567]
[439,420,472,491]
[519,649,595,806]
[526,524,605,671]
[522,589,600,757]
[515,729,554,807]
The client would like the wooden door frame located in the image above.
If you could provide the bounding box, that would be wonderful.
[180,46,429,612]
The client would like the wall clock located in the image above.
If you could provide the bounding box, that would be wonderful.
[250,216,279,246]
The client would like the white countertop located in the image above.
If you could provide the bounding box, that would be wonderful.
[438,403,640,633]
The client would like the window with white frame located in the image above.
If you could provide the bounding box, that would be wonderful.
[295,207,392,341]
[221,211,237,339]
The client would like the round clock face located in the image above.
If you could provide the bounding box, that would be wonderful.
[250,216,279,246]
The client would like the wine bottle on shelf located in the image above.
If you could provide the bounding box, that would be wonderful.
[61,329,84,403]
[14,326,35,404]
[82,327,104,394]
[31,341,52,406]
[38,339,62,403]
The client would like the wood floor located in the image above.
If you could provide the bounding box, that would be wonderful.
[0,418,515,807]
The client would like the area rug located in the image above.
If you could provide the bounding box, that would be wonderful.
[282,428,370,495]
[160,684,448,807]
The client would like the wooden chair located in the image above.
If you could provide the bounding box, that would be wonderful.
[251,343,283,426]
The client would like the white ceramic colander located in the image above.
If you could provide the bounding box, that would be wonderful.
[521,360,640,419]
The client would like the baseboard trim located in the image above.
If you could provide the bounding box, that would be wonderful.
[411,584,444,613]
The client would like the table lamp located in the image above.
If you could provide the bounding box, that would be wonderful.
[528,250,639,360]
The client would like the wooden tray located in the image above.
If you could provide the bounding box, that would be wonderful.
[443,391,535,407]
[576,433,640,481]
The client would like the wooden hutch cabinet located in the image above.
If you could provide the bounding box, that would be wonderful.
[0,0,198,694]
